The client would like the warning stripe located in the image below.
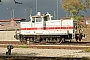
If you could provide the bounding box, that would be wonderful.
[20,27,74,30]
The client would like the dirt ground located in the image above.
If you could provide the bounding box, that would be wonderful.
[82,24,90,42]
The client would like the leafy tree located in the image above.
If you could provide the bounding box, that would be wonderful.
[61,0,90,22]
[0,0,1,2]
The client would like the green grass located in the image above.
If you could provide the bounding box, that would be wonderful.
[81,57,89,60]
[18,45,28,48]
[12,53,19,56]
[84,48,90,52]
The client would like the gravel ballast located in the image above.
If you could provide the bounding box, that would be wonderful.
[0,48,90,58]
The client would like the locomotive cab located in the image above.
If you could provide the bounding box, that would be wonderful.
[30,12,53,23]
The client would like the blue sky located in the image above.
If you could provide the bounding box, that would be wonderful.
[0,0,90,21]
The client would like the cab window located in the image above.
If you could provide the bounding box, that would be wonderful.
[36,18,42,22]
[44,16,48,21]
[32,18,35,23]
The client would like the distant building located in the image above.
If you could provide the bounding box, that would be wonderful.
[0,18,26,26]
[81,17,90,25]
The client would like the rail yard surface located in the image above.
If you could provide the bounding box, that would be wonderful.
[0,48,90,58]
[0,25,90,59]
[0,42,90,58]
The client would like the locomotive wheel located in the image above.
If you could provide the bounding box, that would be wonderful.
[34,37,37,42]
[26,40,30,45]
[37,36,41,42]
[41,38,45,43]
[29,38,33,42]
[24,38,28,44]
[26,38,30,45]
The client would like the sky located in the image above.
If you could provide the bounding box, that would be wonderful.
[0,0,90,21]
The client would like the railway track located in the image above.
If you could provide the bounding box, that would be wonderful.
[0,41,90,49]
[0,41,89,45]
[0,41,22,45]
[0,56,83,60]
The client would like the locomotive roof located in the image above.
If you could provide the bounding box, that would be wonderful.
[31,14,48,18]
